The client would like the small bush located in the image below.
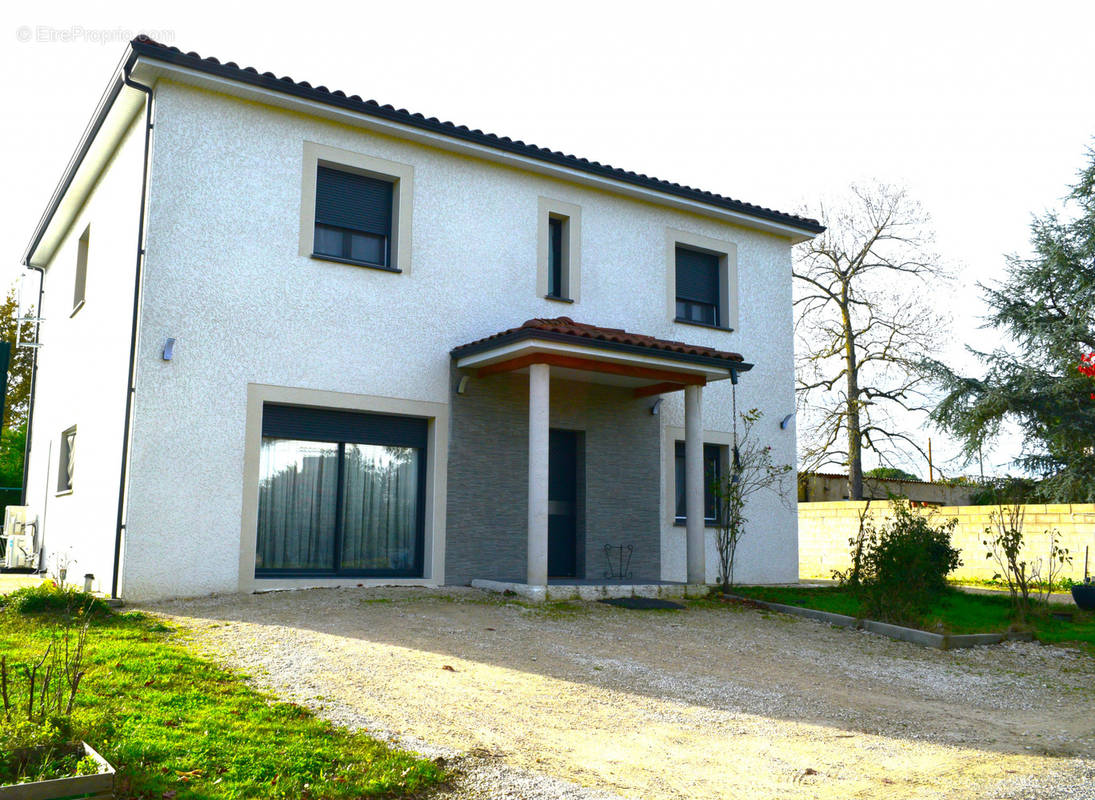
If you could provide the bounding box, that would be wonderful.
[0,582,110,617]
[855,499,962,625]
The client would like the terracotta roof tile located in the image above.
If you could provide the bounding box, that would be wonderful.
[453,317,745,365]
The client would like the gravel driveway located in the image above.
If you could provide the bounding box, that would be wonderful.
[148,588,1095,799]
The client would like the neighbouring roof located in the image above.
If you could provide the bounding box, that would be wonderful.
[805,471,935,487]
[450,316,749,371]
[127,36,824,236]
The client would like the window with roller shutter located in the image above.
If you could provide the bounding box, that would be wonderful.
[675,246,721,327]
[312,166,394,268]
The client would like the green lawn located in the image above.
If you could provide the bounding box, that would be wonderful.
[726,585,1095,649]
[0,589,446,798]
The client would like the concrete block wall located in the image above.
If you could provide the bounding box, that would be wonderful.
[799,501,1095,582]
[445,370,661,585]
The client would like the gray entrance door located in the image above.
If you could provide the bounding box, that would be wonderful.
[548,429,579,578]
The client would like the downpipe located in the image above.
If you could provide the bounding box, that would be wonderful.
[111,68,154,600]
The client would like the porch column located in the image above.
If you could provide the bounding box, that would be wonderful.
[684,383,706,584]
[527,363,550,586]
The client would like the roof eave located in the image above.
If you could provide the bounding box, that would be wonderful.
[450,327,753,374]
[125,43,823,241]
[24,40,823,268]
[22,46,147,269]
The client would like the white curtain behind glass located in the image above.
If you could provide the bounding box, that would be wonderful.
[340,444,418,571]
[256,438,339,570]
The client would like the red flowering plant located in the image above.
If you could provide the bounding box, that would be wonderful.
[1079,352,1095,399]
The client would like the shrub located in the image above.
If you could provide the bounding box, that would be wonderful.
[984,502,1071,624]
[854,499,961,625]
[0,582,110,617]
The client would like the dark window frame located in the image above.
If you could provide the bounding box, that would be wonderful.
[312,166,397,271]
[255,405,428,579]
[674,441,723,525]
[674,245,724,329]
[547,215,568,300]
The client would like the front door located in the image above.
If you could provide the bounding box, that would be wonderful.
[548,429,579,578]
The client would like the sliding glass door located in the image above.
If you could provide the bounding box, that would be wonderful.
[255,405,427,577]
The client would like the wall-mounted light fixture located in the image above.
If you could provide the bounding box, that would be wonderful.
[650,398,663,416]
[780,413,794,430]
[162,337,176,361]
[457,375,470,395]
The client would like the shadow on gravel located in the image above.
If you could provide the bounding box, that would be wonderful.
[147,586,1095,764]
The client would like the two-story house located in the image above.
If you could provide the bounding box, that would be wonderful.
[18,37,823,601]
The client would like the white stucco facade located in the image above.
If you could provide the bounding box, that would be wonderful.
[23,56,808,600]
[22,110,146,595]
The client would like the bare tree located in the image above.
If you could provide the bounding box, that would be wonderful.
[794,184,949,500]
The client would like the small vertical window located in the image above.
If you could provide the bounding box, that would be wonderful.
[538,199,581,302]
[313,166,395,268]
[674,441,723,523]
[548,216,565,298]
[57,427,76,493]
[675,246,720,326]
[73,227,89,313]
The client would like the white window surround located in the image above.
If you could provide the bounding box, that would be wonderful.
[672,439,728,527]
[238,383,448,593]
[665,228,738,332]
[537,196,581,303]
[298,141,415,273]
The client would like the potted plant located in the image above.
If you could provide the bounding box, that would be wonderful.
[1072,546,1095,611]
[0,596,115,798]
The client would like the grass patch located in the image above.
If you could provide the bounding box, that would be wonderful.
[0,603,446,798]
[726,585,1095,649]
[948,577,1077,593]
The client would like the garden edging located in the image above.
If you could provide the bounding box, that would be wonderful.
[0,742,115,800]
[733,596,1036,650]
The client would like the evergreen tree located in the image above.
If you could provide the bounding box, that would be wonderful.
[930,147,1095,501]
[864,466,921,482]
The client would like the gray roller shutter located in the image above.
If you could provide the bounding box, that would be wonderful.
[315,166,393,235]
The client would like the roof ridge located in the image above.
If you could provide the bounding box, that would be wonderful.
[128,36,824,234]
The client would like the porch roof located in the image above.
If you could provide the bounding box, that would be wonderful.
[450,317,752,396]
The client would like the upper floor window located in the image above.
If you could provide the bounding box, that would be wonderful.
[547,216,566,299]
[675,246,720,326]
[73,226,89,314]
[313,167,394,268]
[538,197,581,302]
[299,143,415,273]
[667,230,737,331]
